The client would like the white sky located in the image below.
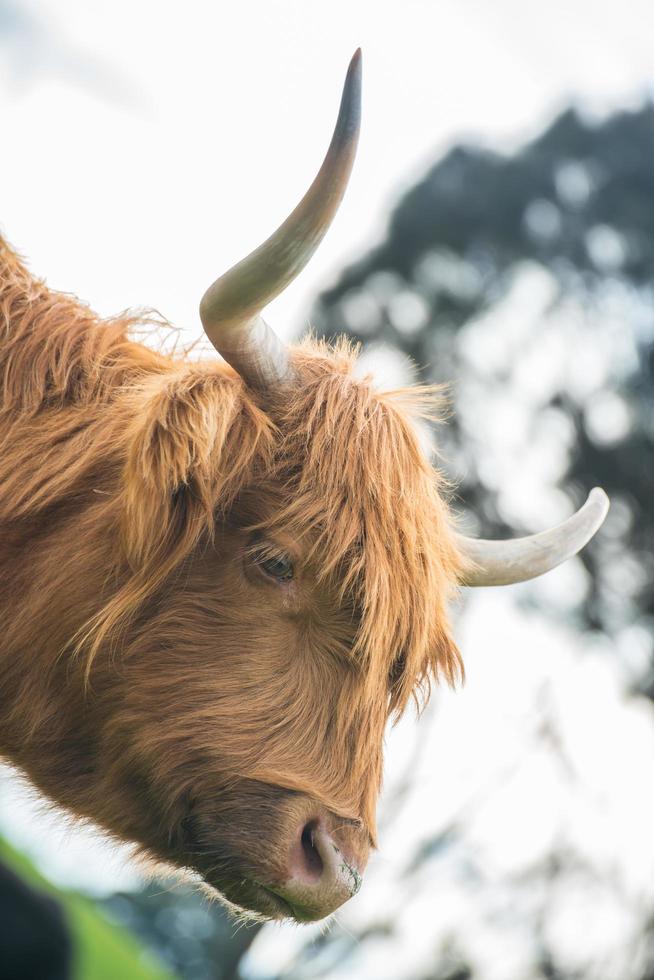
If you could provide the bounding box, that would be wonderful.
[1,0,653,347]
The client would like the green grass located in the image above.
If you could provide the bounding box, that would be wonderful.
[0,837,176,980]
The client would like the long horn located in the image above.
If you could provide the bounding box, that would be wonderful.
[199,49,363,391]
[459,487,609,587]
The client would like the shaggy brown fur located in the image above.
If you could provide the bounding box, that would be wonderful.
[0,234,463,915]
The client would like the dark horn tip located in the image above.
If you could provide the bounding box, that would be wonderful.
[337,49,362,137]
[348,49,363,78]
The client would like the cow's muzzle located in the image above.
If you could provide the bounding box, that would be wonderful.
[258,811,367,922]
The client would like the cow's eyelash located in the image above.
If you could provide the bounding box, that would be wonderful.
[245,540,295,582]
[244,540,286,563]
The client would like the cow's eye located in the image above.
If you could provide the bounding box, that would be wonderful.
[255,551,294,583]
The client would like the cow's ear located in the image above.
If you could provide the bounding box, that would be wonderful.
[118,369,272,570]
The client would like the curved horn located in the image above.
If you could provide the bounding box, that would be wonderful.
[459,487,609,587]
[199,49,363,391]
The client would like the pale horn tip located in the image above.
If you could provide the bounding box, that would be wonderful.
[574,486,610,551]
[587,486,610,524]
[458,486,610,588]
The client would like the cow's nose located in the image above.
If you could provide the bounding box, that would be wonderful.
[270,815,368,921]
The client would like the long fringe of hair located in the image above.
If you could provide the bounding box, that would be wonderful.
[0,235,463,717]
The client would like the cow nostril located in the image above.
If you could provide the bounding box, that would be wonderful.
[273,812,369,921]
[300,821,324,881]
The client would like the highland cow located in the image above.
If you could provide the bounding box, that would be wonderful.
[0,51,608,922]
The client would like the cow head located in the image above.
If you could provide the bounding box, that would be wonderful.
[3,51,608,924]
[103,50,605,921]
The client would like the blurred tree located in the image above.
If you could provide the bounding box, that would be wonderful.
[312,101,654,690]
